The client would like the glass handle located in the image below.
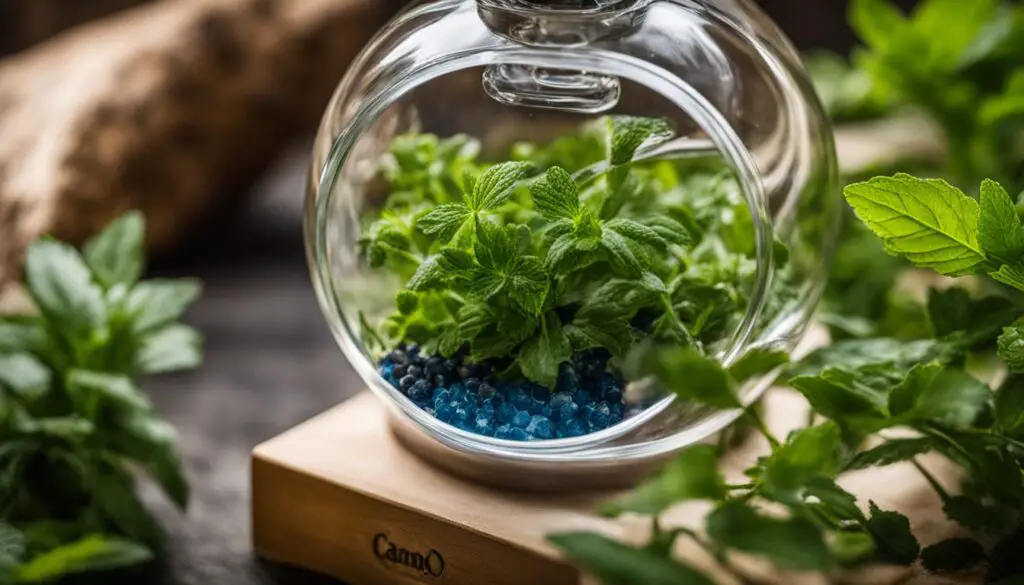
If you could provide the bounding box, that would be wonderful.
[482,64,620,113]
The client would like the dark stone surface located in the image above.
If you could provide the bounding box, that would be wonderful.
[128,141,360,585]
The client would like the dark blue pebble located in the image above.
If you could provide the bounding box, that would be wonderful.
[378,347,629,442]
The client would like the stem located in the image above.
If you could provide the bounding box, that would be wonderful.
[660,294,696,347]
[911,459,951,503]
[726,483,754,491]
[744,406,780,448]
[675,527,753,585]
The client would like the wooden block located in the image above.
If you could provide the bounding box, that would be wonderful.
[251,392,623,585]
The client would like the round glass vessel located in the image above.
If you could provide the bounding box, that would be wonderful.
[306,0,839,490]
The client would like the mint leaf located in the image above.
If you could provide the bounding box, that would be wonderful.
[467,162,531,210]
[920,538,985,573]
[926,287,1020,347]
[608,117,673,166]
[847,437,942,470]
[0,316,45,354]
[832,530,876,564]
[66,370,151,413]
[762,422,842,492]
[564,320,633,358]
[889,363,989,428]
[548,532,715,585]
[15,535,153,581]
[979,179,1024,266]
[600,445,725,516]
[136,325,202,374]
[728,348,789,383]
[706,502,832,571]
[530,166,581,221]
[849,0,907,51]
[505,257,549,316]
[600,228,645,276]
[803,477,865,522]
[998,323,1024,372]
[18,417,94,441]
[865,502,920,565]
[994,375,1024,435]
[0,523,25,567]
[605,218,667,249]
[417,203,472,242]
[124,279,201,334]
[791,338,956,378]
[474,219,516,272]
[628,345,740,409]
[990,263,1024,292]
[518,312,571,389]
[395,290,419,315]
[0,353,51,400]
[110,412,189,509]
[83,211,145,289]
[25,240,107,335]
[843,175,986,276]
[407,255,446,291]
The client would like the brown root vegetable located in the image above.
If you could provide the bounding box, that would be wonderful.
[0,0,405,290]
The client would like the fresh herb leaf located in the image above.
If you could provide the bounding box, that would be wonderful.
[998,322,1024,372]
[518,312,571,389]
[843,175,986,276]
[0,354,51,401]
[627,344,740,409]
[865,502,920,565]
[83,211,145,289]
[134,325,203,375]
[728,348,789,383]
[15,535,152,582]
[979,178,1024,266]
[847,437,942,470]
[548,532,715,585]
[418,203,473,242]
[599,445,725,517]
[24,240,106,336]
[530,166,582,221]
[0,523,25,567]
[920,538,985,572]
[123,279,201,334]
[467,162,532,210]
[706,502,833,571]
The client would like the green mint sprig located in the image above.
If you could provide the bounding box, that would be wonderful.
[552,172,1024,583]
[0,212,201,583]
[360,115,756,389]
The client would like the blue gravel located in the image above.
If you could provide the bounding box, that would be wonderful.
[378,344,631,441]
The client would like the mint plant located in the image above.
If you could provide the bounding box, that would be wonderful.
[0,212,201,583]
[360,116,762,392]
[550,173,1024,584]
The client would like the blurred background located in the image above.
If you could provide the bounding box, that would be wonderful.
[0,1,917,583]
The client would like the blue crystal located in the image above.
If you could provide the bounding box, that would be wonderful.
[563,418,589,437]
[497,402,518,425]
[508,427,529,441]
[495,424,514,440]
[512,411,531,429]
[526,415,554,440]
[435,403,455,422]
[558,402,579,422]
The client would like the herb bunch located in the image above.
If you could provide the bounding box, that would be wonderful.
[552,172,1024,584]
[360,116,762,390]
[0,213,201,583]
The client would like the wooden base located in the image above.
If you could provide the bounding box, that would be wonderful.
[251,392,622,585]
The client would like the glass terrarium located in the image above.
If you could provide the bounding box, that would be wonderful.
[305,0,839,490]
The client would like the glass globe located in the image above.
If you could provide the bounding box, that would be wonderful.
[305,0,839,490]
